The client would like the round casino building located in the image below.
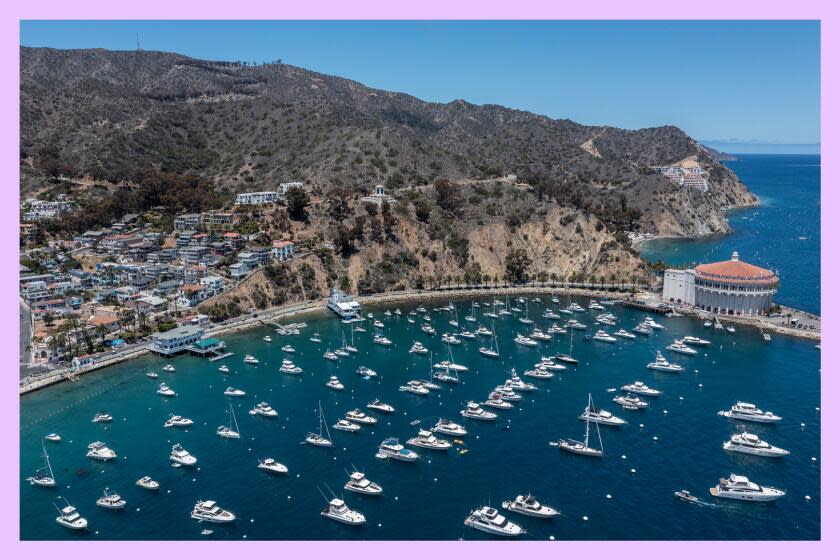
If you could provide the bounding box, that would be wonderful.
[662,251,779,316]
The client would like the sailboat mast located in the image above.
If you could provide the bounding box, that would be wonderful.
[43,441,54,480]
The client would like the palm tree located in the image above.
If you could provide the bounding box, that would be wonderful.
[550,273,557,287]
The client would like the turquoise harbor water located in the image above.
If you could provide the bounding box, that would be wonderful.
[640,154,821,314]
[20,298,820,540]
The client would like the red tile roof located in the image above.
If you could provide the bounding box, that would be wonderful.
[696,255,777,285]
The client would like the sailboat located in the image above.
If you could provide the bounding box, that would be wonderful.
[449,303,459,327]
[479,322,500,358]
[305,401,333,447]
[216,402,241,439]
[346,329,358,353]
[556,327,579,364]
[518,300,534,325]
[27,442,56,487]
[555,394,603,456]
[499,295,512,316]
[465,301,477,323]
[432,351,460,384]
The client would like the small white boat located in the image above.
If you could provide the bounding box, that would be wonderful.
[279,360,303,374]
[647,351,684,372]
[281,345,295,353]
[156,382,176,397]
[484,393,515,410]
[91,412,112,423]
[421,324,436,335]
[643,317,664,330]
[591,330,617,343]
[433,418,467,436]
[442,333,462,345]
[263,336,272,342]
[258,458,288,474]
[710,474,785,501]
[136,476,160,490]
[170,444,197,466]
[683,336,711,346]
[464,506,525,537]
[146,372,159,379]
[162,364,175,372]
[557,394,604,456]
[333,419,361,432]
[409,341,429,354]
[632,323,653,335]
[321,498,366,525]
[536,357,565,371]
[373,320,385,328]
[326,376,345,391]
[675,490,699,504]
[614,329,636,340]
[345,471,383,495]
[621,381,661,396]
[366,399,394,413]
[223,386,245,397]
[86,441,117,461]
[218,365,230,373]
[460,401,497,421]
[191,500,236,523]
[164,414,194,428]
[407,429,452,450]
[530,328,551,341]
[346,408,377,425]
[523,367,554,379]
[373,334,392,346]
[399,380,430,395]
[514,334,538,347]
[250,402,278,417]
[723,432,790,457]
[44,433,61,442]
[55,502,88,530]
[613,394,649,410]
[433,360,468,372]
[579,400,626,426]
[667,339,698,355]
[727,326,736,334]
[356,365,378,378]
[323,351,339,361]
[243,354,259,365]
[502,494,559,518]
[377,437,419,462]
[96,488,126,510]
[309,333,322,342]
[27,442,56,487]
[217,403,241,439]
[718,402,782,423]
[703,320,713,328]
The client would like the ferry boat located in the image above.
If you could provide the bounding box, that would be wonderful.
[433,418,467,436]
[709,474,785,501]
[333,419,361,432]
[345,471,383,495]
[96,488,126,510]
[223,387,245,397]
[258,458,288,474]
[321,498,366,525]
[377,437,419,462]
[502,494,559,518]
[164,414,194,428]
[464,506,525,537]
[327,287,362,321]
[723,432,790,457]
[326,376,344,391]
[86,441,117,461]
[249,402,278,418]
[666,339,698,355]
[136,476,160,490]
[460,401,498,421]
[191,500,236,523]
[647,351,684,372]
[409,341,429,354]
[407,429,452,450]
[366,399,394,413]
[55,501,88,530]
[621,381,661,396]
[718,402,782,423]
[170,444,197,466]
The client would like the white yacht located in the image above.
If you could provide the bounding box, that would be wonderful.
[333,419,361,432]
[262,335,272,343]
[478,345,500,358]
[464,506,525,537]
[514,334,538,347]
[568,303,585,313]
[346,409,377,425]
[547,323,567,334]
[683,335,711,346]
[96,488,126,509]
[55,502,88,530]
[377,437,419,462]
[86,441,117,461]
[407,429,452,450]
[613,394,649,410]
[723,432,790,457]
[281,344,295,353]
[614,329,636,340]
[156,383,176,397]
[409,341,429,354]
[305,401,333,447]
[523,367,554,379]
[475,326,492,336]
[592,330,617,343]
[45,433,61,442]
[667,339,698,355]
[191,500,236,523]
[709,474,785,501]
[588,300,605,310]
[250,402,278,418]
[223,387,245,397]
[217,365,230,373]
[279,360,303,374]
[326,376,345,391]
[543,309,562,320]
[421,324,436,335]
[502,494,559,518]
[579,401,626,426]
[217,403,241,439]
[136,476,160,490]
[345,471,383,495]
[309,333,322,343]
[643,317,664,330]
[442,333,462,345]
[632,323,653,335]
[460,401,498,421]
[146,371,159,379]
[162,364,175,372]
[484,393,515,410]
[323,351,339,361]
[356,365,378,378]
[91,412,112,423]
[506,369,537,391]
[646,351,684,372]
[557,394,604,457]
[258,458,289,474]
[164,414,194,428]
[621,381,661,396]
[399,380,430,395]
[334,347,350,357]
[459,329,476,339]
[536,357,565,371]
[373,320,385,328]
[243,354,259,365]
[366,399,394,413]
[373,333,392,346]
[530,328,552,341]
[727,326,736,334]
[703,320,713,328]
[718,402,782,423]
[433,418,467,436]
[170,444,197,466]
[321,498,366,525]
[565,319,588,330]
[493,386,522,402]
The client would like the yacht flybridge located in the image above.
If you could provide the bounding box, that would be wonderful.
[667,339,698,355]
[433,418,467,436]
[502,494,559,518]
[164,414,194,428]
[96,487,126,510]
[579,398,626,426]
[460,401,498,421]
[464,506,525,537]
[249,402,278,418]
[718,402,782,423]
[407,429,452,450]
[683,335,711,346]
[710,474,785,501]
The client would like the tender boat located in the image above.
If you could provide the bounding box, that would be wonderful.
[191,500,236,523]
[647,351,684,372]
[170,444,197,466]
[502,494,559,518]
[162,364,175,372]
[703,320,713,328]
[249,402,278,417]
[136,476,160,490]
[321,498,366,525]
[409,341,429,354]
[346,409,377,425]
[718,402,782,423]
[223,387,245,397]
[333,419,361,432]
[96,488,126,509]
[407,429,452,450]
[514,334,538,347]
[683,336,711,346]
[675,490,699,504]
[366,399,395,413]
[621,381,661,396]
[433,418,467,436]
[86,441,117,461]
[258,458,289,474]
[709,474,785,501]
[91,412,112,423]
[326,376,344,391]
[723,432,790,457]
[377,437,419,462]
[156,383,176,397]
[667,339,698,355]
[164,414,194,428]
[345,471,383,495]
[55,502,88,530]
[460,401,497,421]
[464,506,525,537]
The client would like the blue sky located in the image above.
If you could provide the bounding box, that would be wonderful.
[20,20,820,152]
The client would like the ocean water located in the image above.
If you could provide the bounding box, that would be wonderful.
[20,298,820,540]
[640,154,821,315]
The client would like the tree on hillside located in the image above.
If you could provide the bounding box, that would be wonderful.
[504,248,532,285]
[286,186,310,221]
[434,178,463,213]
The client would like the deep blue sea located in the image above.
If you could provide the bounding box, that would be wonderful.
[640,154,821,315]
[20,297,821,540]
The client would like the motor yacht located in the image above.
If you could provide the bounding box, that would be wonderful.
[543,310,562,320]
[377,437,419,461]
[458,330,476,340]
[643,317,664,330]
[407,429,452,450]
[45,433,61,442]
[592,330,617,343]
[475,326,492,336]
[514,334,538,346]
[345,471,383,495]
[156,383,176,397]
[675,490,699,504]
[250,402,278,418]
[321,498,366,525]
[723,432,790,457]
[373,320,385,328]
[536,357,565,371]
[555,353,579,364]
[530,328,552,341]
[621,381,661,396]
[146,372,159,379]
[523,367,554,379]
[191,500,236,523]
[399,380,430,395]
[323,351,339,361]
[373,334,392,346]
[223,387,245,397]
[162,364,175,372]
[464,506,525,537]
[217,365,230,373]
[96,488,126,510]
[346,409,377,425]
[263,336,272,343]
[384,310,392,317]
[243,355,259,365]
[164,414,194,428]
[479,345,500,358]
[258,458,288,474]
[326,376,344,391]
[86,441,117,461]
[614,329,636,340]
[281,344,295,353]
[667,339,698,355]
[579,403,626,426]
[613,394,649,410]
[683,336,711,346]
[493,386,522,402]
[442,333,462,345]
[506,370,537,391]
[484,393,515,410]
[421,324,436,335]
[91,412,112,423]
[547,324,567,334]
[565,319,587,330]
[646,351,684,372]
[568,303,585,313]
[170,444,197,466]
[309,333,322,343]
[718,402,782,423]
[632,323,653,335]
[333,419,361,432]
[588,300,605,310]
[334,347,350,357]
[727,326,736,334]
[409,341,429,354]
[366,399,395,413]
[460,401,498,421]
[703,320,713,328]
[55,502,88,530]
[433,418,467,436]
[353,326,367,333]
[136,476,160,490]
[502,494,559,518]
[709,474,785,501]
[279,360,302,374]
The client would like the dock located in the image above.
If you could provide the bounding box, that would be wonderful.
[622,300,668,314]
[187,338,231,361]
